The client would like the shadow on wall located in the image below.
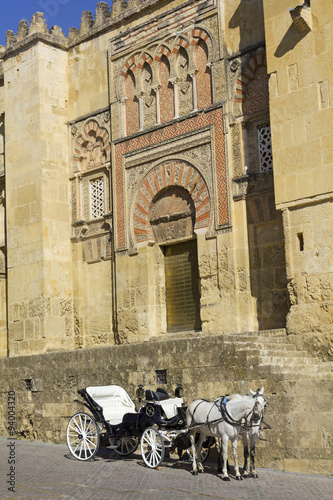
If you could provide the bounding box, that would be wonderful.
[246,188,289,330]
[274,22,308,58]
[228,0,265,52]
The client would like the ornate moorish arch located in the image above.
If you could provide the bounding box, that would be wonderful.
[132,159,211,245]
[117,27,215,103]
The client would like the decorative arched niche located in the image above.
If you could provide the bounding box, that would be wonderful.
[132,159,211,245]
[150,186,195,242]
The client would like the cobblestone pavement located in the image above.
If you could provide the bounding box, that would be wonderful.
[0,438,332,500]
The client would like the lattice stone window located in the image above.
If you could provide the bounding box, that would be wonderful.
[258,124,273,173]
[90,178,104,219]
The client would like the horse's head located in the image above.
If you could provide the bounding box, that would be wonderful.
[249,387,267,423]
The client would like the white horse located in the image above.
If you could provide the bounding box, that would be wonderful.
[216,388,270,479]
[186,388,267,481]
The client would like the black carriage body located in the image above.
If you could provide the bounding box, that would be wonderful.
[75,387,186,441]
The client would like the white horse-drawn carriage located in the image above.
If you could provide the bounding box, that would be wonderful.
[66,384,212,468]
[66,383,268,479]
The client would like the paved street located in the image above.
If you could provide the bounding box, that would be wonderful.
[0,438,332,500]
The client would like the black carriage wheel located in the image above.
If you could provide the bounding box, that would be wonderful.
[66,412,100,461]
[140,427,165,468]
[186,444,211,463]
[185,434,211,463]
[114,436,139,456]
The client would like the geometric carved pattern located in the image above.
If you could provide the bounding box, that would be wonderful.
[74,120,110,172]
[114,107,227,249]
[258,125,273,173]
[235,49,269,116]
[133,160,210,244]
[90,178,105,218]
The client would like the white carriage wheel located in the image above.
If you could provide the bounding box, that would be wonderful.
[140,427,165,468]
[114,436,139,456]
[66,412,100,461]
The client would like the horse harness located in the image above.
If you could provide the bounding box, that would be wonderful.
[189,395,265,433]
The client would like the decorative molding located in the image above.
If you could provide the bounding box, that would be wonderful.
[114,107,229,250]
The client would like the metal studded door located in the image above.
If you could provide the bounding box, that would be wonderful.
[164,240,201,333]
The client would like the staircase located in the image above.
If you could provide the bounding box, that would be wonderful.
[223,328,333,379]
[223,328,333,474]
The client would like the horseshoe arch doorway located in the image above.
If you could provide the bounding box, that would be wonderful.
[150,186,202,333]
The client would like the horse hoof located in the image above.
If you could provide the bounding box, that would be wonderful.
[199,470,204,474]
[252,473,258,479]
[222,477,230,482]
[192,471,198,476]
[242,474,250,479]
[236,476,243,481]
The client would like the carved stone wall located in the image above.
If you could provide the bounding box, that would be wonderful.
[70,113,111,263]
[114,108,228,251]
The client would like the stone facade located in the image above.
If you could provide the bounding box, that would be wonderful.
[0,0,332,474]
[263,0,333,361]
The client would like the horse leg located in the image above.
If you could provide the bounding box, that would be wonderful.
[189,430,198,476]
[195,432,206,473]
[250,433,259,478]
[221,435,230,481]
[216,438,223,473]
[231,437,242,480]
[241,432,250,478]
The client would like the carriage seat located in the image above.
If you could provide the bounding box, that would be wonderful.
[160,397,184,419]
[86,385,137,425]
[145,388,170,401]
[145,389,183,419]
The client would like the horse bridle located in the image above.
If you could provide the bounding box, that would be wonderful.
[220,394,267,430]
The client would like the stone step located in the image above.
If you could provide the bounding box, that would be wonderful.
[262,363,333,378]
[228,341,297,351]
[257,355,316,366]
[230,328,287,339]
[224,336,290,345]
[238,348,308,359]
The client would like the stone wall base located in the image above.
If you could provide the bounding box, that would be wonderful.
[0,330,332,475]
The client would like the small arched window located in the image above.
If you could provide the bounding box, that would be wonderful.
[159,55,174,123]
[195,39,212,110]
[125,70,139,135]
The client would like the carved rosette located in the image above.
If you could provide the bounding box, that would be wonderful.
[73,119,110,173]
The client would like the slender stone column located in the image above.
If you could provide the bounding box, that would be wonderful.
[153,86,161,124]
[171,78,179,119]
[138,94,144,131]
[121,98,127,137]
[191,72,198,112]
